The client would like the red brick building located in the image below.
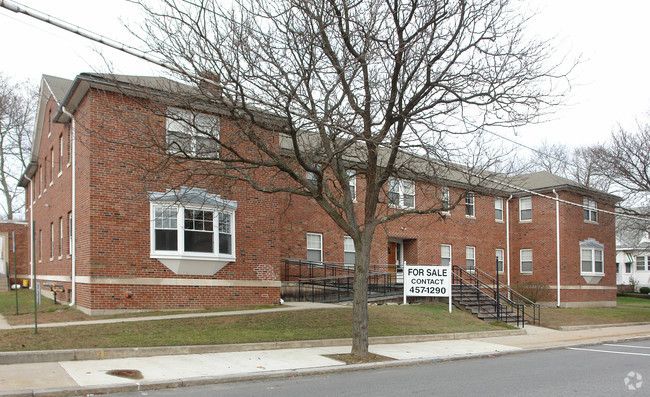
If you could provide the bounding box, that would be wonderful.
[18,74,619,314]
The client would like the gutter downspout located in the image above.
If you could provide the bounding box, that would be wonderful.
[506,195,512,297]
[553,189,561,307]
[26,176,33,288]
[61,106,76,306]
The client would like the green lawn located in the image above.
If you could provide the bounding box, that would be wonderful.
[0,303,509,352]
[0,290,275,325]
[541,296,650,328]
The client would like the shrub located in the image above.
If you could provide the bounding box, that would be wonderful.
[512,281,550,303]
[639,287,650,294]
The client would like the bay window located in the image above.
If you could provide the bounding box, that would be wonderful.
[149,187,237,275]
[580,239,604,276]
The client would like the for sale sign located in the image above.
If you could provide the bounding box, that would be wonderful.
[403,265,452,312]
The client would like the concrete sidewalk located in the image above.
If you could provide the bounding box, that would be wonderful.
[1,324,649,396]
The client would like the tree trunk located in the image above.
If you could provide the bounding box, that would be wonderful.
[351,232,373,357]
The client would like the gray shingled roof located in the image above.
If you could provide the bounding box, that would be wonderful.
[42,75,73,100]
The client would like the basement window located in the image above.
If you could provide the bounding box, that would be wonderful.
[149,187,237,275]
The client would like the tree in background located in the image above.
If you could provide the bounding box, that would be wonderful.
[0,73,35,220]
[131,0,571,356]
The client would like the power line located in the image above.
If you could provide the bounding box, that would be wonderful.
[1,0,648,224]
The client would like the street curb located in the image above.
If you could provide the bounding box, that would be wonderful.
[2,332,650,397]
[0,328,524,365]
[557,321,650,331]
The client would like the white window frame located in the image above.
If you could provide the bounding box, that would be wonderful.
[494,197,504,222]
[520,249,533,274]
[67,212,72,256]
[58,134,63,176]
[583,197,598,223]
[496,248,505,273]
[441,187,450,211]
[465,192,475,218]
[441,244,452,266]
[58,217,63,259]
[149,202,236,262]
[49,222,54,260]
[49,148,54,186]
[465,246,475,272]
[636,256,648,272]
[306,232,323,263]
[519,196,532,222]
[580,239,604,276]
[166,107,220,159]
[388,178,415,209]
[347,170,357,202]
[581,247,604,275]
[343,236,355,268]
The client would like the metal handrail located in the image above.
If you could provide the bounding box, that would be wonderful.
[452,265,525,327]
[470,267,540,325]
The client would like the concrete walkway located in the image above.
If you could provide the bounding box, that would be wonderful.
[0,302,344,330]
[1,323,649,396]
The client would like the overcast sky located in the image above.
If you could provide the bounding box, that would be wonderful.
[1,0,649,151]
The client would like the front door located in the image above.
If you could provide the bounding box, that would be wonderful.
[387,240,404,283]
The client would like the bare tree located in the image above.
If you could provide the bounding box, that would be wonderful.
[0,73,35,220]
[529,141,570,176]
[128,0,571,356]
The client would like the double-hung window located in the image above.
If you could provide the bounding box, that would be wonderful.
[441,244,452,266]
[465,192,475,217]
[347,170,357,201]
[166,107,220,159]
[442,187,450,211]
[495,197,504,222]
[580,239,604,275]
[520,249,533,274]
[49,222,54,259]
[636,256,648,271]
[306,233,323,263]
[58,217,63,258]
[343,236,355,267]
[583,198,598,223]
[519,197,532,222]
[465,246,475,272]
[58,135,63,175]
[388,178,415,209]
[496,249,505,273]
[67,212,72,255]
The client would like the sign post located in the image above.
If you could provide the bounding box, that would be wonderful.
[403,264,452,313]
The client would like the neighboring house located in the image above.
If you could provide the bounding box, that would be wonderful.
[17,73,620,314]
[616,211,650,289]
[0,220,29,292]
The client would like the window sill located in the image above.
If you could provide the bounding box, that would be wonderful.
[495,219,504,223]
[465,215,476,219]
[389,204,415,210]
[583,220,599,225]
[57,171,62,178]
[520,272,533,275]
[519,219,532,223]
[66,163,71,168]
[49,182,54,187]
[57,256,62,260]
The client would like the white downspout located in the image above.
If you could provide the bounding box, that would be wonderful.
[26,176,33,288]
[506,195,512,295]
[61,106,76,306]
[553,189,561,307]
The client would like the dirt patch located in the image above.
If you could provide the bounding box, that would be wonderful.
[324,353,395,364]
[106,369,144,380]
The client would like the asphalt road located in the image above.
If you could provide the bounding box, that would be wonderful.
[114,340,650,397]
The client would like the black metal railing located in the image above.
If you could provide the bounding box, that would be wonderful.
[282,259,401,303]
[452,265,525,328]
[469,267,541,325]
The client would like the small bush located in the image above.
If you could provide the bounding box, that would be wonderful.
[512,281,550,303]
[639,287,650,294]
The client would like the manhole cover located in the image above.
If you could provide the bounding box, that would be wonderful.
[106,369,144,380]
